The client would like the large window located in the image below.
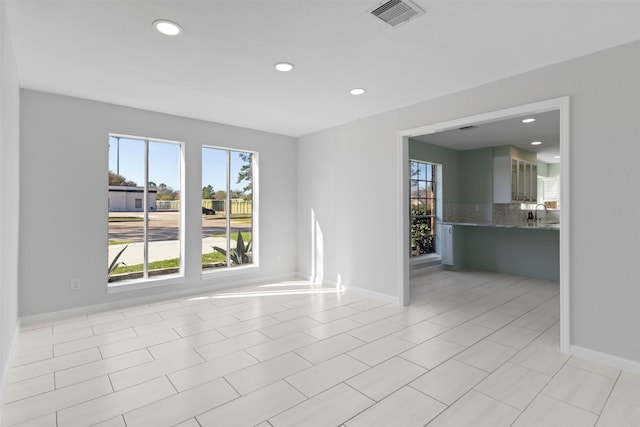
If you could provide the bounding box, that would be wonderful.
[202,147,254,270]
[410,160,436,256]
[108,135,182,283]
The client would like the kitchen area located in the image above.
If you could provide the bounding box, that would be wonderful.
[410,111,560,281]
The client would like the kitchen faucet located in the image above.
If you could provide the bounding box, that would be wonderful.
[534,203,547,222]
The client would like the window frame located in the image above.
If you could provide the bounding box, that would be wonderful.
[201,145,258,275]
[107,133,185,291]
[410,159,437,257]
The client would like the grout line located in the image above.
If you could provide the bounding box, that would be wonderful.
[166,374,180,394]
[106,372,115,393]
[9,272,623,427]
[594,370,623,425]
[407,382,450,407]
[473,387,524,412]
[220,376,241,399]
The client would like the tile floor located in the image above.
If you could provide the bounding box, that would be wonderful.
[2,270,640,426]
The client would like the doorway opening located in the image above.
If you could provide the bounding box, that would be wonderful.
[397,97,570,353]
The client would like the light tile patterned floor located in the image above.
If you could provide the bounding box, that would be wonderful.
[2,270,640,426]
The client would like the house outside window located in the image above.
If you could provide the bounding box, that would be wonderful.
[108,135,183,284]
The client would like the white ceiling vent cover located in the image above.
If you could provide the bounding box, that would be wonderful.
[369,0,425,27]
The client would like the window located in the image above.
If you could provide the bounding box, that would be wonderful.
[202,147,255,270]
[542,177,560,208]
[108,135,182,283]
[410,160,437,256]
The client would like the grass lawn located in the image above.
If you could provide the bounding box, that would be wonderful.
[231,218,252,224]
[108,240,133,246]
[211,231,252,242]
[114,251,227,274]
[108,217,144,222]
[204,213,252,220]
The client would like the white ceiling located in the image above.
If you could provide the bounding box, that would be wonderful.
[6,1,640,137]
[412,110,561,163]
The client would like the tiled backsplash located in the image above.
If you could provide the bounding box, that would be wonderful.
[493,203,526,225]
[443,203,492,223]
[493,203,560,225]
[444,202,560,225]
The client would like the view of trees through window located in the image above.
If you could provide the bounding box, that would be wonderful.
[410,160,437,256]
[202,147,254,270]
[107,136,182,283]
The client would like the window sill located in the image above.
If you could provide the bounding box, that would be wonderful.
[410,253,441,265]
[107,274,184,294]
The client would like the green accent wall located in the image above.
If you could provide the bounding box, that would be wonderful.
[548,163,560,178]
[538,161,549,177]
[492,145,511,157]
[460,147,493,203]
[409,139,462,203]
[537,162,560,178]
[409,140,495,204]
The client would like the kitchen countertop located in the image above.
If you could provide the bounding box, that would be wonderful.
[442,221,560,231]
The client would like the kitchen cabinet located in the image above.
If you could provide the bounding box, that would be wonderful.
[441,224,454,265]
[494,156,537,203]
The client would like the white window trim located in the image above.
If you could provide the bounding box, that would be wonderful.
[201,145,259,274]
[107,274,184,294]
[409,159,438,257]
[107,133,185,289]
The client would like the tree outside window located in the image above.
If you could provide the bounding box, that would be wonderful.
[107,135,182,283]
[410,160,436,256]
[202,147,255,270]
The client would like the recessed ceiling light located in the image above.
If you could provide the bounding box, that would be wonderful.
[531,141,542,145]
[522,118,536,123]
[153,20,182,36]
[275,62,294,72]
[350,88,366,96]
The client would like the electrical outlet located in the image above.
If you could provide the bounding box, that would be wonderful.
[275,254,281,264]
[474,204,480,212]
[70,278,81,291]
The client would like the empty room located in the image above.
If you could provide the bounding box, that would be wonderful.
[1,1,640,426]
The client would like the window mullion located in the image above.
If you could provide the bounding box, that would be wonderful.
[143,139,149,278]
[226,150,231,267]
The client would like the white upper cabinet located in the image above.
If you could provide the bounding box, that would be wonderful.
[494,156,537,203]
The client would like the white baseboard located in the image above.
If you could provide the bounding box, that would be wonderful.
[570,345,640,375]
[297,273,401,305]
[341,284,400,305]
[297,273,331,286]
[20,272,300,327]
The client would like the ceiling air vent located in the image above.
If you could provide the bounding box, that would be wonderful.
[369,0,425,27]
[459,125,478,131]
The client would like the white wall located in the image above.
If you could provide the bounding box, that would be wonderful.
[0,0,21,404]
[297,40,640,365]
[296,115,401,296]
[19,90,297,317]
